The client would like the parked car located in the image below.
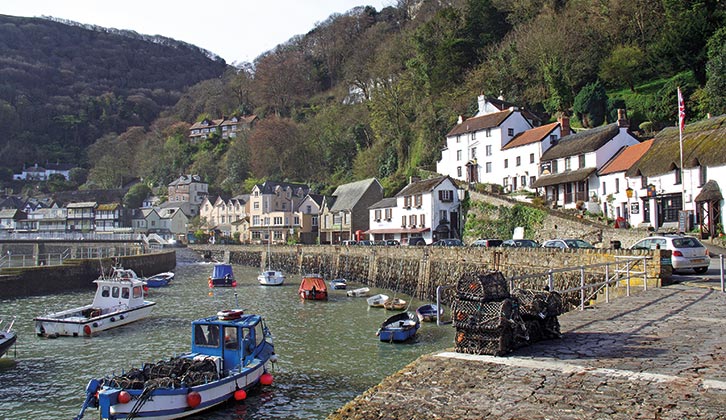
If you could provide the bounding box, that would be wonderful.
[629,235,710,273]
[341,240,358,246]
[470,239,503,247]
[357,240,374,246]
[431,238,465,247]
[501,239,540,248]
[542,239,594,249]
[406,237,427,246]
[383,239,400,246]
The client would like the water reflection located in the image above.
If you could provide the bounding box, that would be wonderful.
[0,248,454,419]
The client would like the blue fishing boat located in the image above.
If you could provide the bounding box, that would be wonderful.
[415,303,443,322]
[376,311,420,343]
[144,271,175,288]
[208,263,236,287]
[74,309,277,420]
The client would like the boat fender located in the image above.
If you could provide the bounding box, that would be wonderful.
[110,317,116,322]
[117,390,132,404]
[92,322,99,328]
[119,315,125,320]
[186,391,202,408]
[260,372,274,386]
[234,389,247,401]
[83,325,92,336]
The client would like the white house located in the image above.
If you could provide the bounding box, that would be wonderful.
[157,207,190,241]
[437,95,533,184]
[366,176,463,245]
[533,111,639,210]
[200,195,249,238]
[597,139,654,223]
[13,162,73,181]
[626,115,726,236]
[499,121,562,192]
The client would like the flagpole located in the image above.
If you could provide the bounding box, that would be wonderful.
[678,87,685,212]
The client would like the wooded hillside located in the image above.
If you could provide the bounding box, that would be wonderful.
[3,0,725,199]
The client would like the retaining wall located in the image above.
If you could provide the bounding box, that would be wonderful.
[193,245,667,309]
[0,250,176,299]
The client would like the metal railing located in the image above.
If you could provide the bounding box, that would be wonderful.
[1,244,148,269]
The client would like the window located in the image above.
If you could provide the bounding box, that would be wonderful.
[401,216,407,227]
[456,135,461,143]
[420,214,426,227]
[384,209,392,220]
[439,190,454,202]
[409,215,417,226]
[306,205,312,214]
[471,131,476,140]
[456,150,462,161]
[530,176,536,185]
[312,216,318,226]
[374,209,382,221]
[440,210,448,221]
[471,147,477,159]
[504,159,508,168]
[485,145,492,156]
[253,202,259,209]
[121,287,129,299]
[565,157,571,171]
[252,215,260,226]
[699,166,707,186]
[293,216,300,225]
[457,166,462,177]
[508,128,514,136]
[485,128,491,137]
[274,217,282,225]
[414,194,423,207]
[530,153,535,163]
[404,195,412,207]
[112,286,120,298]
[485,162,492,173]
[503,177,508,187]
[520,176,526,187]
[641,176,648,188]
[516,156,521,166]
[675,168,682,185]
[133,286,142,298]
[578,154,586,169]
[550,134,558,143]
[602,182,607,195]
[615,178,620,193]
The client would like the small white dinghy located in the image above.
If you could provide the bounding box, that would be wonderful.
[34,267,155,337]
[346,287,370,297]
[367,294,389,308]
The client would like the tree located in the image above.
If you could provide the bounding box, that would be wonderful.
[573,81,608,128]
[247,117,307,179]
[704,27,726,115]
[124,183,151,209]
[599,45,645,92]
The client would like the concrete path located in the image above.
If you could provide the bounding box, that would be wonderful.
[329,284,726,420]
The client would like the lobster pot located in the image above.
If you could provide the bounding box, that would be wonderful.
[511,289,564,319]
[452,298,519,333]
[454,328,513,356]
[542,316,561,339]
[456,271,510,302]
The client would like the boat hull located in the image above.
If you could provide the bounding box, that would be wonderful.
[377,312,420,343]
[145,272,174,288]
[258,271,284,286]
[34,302,155,337]
[346,287,370,297]
[0,332,16,357]
[367,294,389,308]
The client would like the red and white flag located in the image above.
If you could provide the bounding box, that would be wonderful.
[677,87,685,131]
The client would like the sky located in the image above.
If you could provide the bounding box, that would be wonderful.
[0,0,393,65]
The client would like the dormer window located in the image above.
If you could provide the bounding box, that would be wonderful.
[508,128,514,136]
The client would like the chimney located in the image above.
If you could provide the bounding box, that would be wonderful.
[477,94,486,115]
[409,176,421,184]
[557,114,571,137]
[457,115,463,124]
[617,109,629,128]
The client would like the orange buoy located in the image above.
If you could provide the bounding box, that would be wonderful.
[260,373,273,386]
[118,391,132,404]
[234,389,247,400]
[187,391,202,408]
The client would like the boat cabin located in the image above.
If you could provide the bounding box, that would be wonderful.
[209,264,236,287]
[191,311,272,373]
[89,277,146,314]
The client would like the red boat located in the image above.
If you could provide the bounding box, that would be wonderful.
[298,274,328,300]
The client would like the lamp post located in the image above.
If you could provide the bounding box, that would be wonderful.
[625,186,633,226]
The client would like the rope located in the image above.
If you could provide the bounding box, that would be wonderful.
[125,384,157,420]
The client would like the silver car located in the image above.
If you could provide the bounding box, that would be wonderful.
[629,235,710,274]
[542,239,594,249]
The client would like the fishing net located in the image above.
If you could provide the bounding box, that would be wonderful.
[451,298,520,332]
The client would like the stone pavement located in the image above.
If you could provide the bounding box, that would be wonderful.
[329,284,726,420]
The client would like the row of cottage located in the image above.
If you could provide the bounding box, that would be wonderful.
[0,173,463,246]
[437,95,726,237]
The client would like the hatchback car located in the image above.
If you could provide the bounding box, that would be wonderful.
[542,239,594,249]
[470,239,503,247]
[431,238,465,247]
[406,237,427,246]
[629,235,710,273]
[501,239,540,248]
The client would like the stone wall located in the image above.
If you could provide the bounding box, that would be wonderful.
[0,250,176,299]
[194,244,666,309]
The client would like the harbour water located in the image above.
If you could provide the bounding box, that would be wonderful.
[0,248,455,419]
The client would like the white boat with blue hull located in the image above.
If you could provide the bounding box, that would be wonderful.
[34,267,155,337]
[74,309,277,420]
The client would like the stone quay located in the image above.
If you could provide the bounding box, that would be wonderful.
[329,283,726,420]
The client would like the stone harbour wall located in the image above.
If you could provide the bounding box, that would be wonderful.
[194,245,667,308]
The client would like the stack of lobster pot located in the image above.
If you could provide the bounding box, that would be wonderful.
[510,288,565,347]
[452,271,520,356]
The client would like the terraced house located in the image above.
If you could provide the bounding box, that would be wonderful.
[248,181,310,244]
[188,115,257,142]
